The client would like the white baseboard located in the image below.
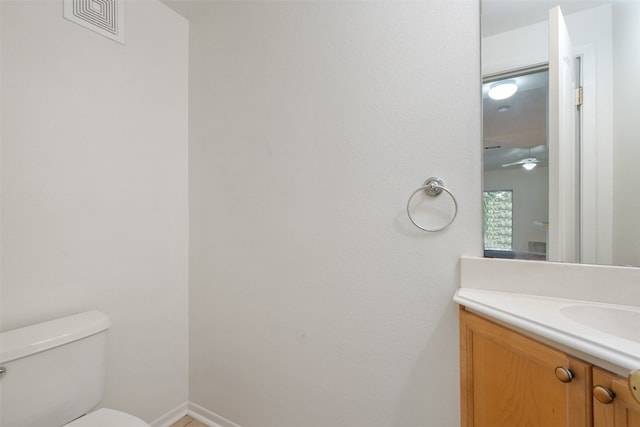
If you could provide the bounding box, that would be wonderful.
[188,402,242,427]
[150,402,189,427]
[150,401,241,427]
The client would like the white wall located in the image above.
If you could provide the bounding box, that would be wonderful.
[612,1,640,267]
[485,167,549,254]
[0,0,189,423]
[187,2,481,426]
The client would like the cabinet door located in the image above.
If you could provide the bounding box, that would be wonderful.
[593,367,640,427]
[460,308,592,427]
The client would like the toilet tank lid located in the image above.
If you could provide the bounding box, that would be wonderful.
[0,311,111,364]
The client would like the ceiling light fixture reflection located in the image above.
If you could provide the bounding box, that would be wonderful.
[522,161,537,171]
[488,81,518,100]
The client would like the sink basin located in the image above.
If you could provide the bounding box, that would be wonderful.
[560,304,640,342]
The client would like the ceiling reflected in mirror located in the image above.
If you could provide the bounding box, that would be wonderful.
[483,70,549,172]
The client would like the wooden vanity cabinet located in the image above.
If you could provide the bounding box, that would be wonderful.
[459,308,593,427]
[593,367,640,427]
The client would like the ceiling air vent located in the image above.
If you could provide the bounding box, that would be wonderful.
[64,0,124,44]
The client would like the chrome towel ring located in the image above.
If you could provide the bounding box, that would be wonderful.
[406,177,458,232]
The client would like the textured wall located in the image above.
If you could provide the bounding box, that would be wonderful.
[0,1,189,422]
[187,2,481,426]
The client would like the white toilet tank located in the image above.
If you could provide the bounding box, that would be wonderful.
[0,311,112,427]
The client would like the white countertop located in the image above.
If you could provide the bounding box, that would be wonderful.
[454,287,640,375]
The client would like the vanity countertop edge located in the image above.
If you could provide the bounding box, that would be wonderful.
[456,256,640,377]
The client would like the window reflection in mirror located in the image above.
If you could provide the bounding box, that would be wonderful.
[483,69,549,261]
[483,189,513,254]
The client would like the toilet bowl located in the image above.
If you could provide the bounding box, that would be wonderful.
[0,311,151,427]
[65,409,150,427]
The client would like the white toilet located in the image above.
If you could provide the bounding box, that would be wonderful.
[0,311,150,427]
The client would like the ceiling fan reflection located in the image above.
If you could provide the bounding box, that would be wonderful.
[501,148,540,170]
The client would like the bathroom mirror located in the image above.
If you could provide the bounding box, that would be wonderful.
[481,0,640,268]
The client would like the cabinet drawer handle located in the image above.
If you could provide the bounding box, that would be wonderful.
[555,366,574,383]
[630,370,640,405]
[593,385,616,404]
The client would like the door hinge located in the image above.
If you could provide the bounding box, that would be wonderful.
[576,86,583,106]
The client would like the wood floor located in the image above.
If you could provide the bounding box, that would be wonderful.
[170,415,209,427]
